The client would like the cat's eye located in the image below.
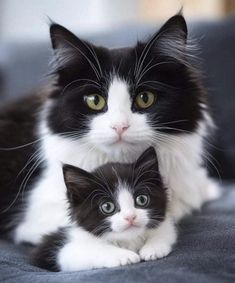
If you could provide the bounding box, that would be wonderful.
[135,91,156,109]
[84,94,106,111]
[100,201,115,215]
[135,194,149,207]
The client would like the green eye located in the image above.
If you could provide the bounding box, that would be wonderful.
[84,94,106,111]
[100,201,115,215]
[135,194,149,207]
[135,91,156,109]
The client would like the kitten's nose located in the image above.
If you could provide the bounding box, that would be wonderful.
[111,124,129,136]
[124,215,136,225]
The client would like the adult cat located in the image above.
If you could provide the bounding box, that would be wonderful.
[0,14,218,244]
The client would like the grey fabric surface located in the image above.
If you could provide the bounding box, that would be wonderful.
[0,184,234,283]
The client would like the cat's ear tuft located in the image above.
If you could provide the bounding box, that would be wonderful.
[140,14,189,64]
[134,147,159,172]
[63,164,94,204]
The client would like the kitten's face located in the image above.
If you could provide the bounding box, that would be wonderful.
[48,15,204,158]
[63,147,167,240]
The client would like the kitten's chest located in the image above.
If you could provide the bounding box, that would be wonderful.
[111,234,146,252]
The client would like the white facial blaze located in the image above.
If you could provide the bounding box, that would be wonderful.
[88,76,152,161]
[107,78,132,128]
[108,186,149,238]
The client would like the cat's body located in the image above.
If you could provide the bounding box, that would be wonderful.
[33,147,176,271]
[0,15,218,245]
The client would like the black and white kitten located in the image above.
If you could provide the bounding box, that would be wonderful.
[33,147,176,271]
[0,14,218,244]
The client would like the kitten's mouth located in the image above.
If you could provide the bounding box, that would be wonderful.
[123,223,139,231]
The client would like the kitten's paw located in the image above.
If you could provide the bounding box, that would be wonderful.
[107,249,140,267]
[139,242,172,261]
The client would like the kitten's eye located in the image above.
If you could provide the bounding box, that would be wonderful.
[135,194,149,207]
[100,202,115,215]
[135,91,156,109]
[84,94,106,111]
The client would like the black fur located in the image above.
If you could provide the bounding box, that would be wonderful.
[63,147,167,236]
[0,94,45,235]
[32,228,67,272]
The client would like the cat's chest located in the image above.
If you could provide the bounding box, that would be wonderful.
[42,133,138,171]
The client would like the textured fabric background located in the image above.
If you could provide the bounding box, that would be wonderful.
[0,184,234,283]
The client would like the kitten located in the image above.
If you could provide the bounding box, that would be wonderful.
[33,147,176,271]
[0,14,218,244]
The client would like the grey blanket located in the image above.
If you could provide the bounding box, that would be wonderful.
[0,183,234,283]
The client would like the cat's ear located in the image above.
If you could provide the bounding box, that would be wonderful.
[50,23,80,51]
[134,147,159,172]
[156,14,187,45]
[63,164,94,204]
[49,23,94,71]
[140,14,188,62]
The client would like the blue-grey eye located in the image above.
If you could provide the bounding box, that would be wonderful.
[135,194,149,207]
[100,202,115,215]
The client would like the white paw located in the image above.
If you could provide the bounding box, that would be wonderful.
[105,249,140,268]
[139,242,172,261]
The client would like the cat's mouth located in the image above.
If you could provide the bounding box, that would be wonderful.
[111,136,137,146]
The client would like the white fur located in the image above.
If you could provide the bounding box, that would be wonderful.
[57,226,140,271]
[14,76,218,246]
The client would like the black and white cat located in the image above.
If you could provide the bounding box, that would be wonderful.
[33,147,176,271]
[0,15,218,245]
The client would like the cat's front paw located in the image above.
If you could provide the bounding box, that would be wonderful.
[107,249,140,267]
[139,242,172,261]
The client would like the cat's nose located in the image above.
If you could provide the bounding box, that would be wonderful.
[111,124,129,135]
[124,215,136,225]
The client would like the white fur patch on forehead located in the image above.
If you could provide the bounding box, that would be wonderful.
[117,187,134,211]
[107,77,132,112]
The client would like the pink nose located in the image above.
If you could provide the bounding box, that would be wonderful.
[124,215,136,225]
[111,124,129,135]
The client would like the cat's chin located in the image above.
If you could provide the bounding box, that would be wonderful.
[96,140,148,162]
[103,226,145,242]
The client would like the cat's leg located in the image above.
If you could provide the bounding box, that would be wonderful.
[14,167,70,244]
[57,227,140,271]
[139,217,177,261]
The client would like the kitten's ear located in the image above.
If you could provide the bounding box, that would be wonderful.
[134,147,159,172]
[63,164,94,204]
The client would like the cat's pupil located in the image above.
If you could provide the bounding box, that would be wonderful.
[139,196,146,203]
[104,203,111,210]
[94,95,100,106]
[141,93,149,104]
